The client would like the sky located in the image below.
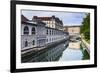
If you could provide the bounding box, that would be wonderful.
[22,10,87,26]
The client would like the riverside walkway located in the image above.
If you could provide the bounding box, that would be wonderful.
[81,36,90,54]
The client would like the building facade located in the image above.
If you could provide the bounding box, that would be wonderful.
[21,15,46,50]
[46,27,67,44]
[64,26,81,36]
[21,15,68,50]
[32,15,63,30]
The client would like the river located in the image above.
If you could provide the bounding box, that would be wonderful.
[22,40,90,62]
[59,41,83,61]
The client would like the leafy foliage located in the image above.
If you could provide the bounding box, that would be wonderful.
[81,14,90,42]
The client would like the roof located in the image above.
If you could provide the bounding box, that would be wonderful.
[22,20,46,27]
[22,21,37,26]
[21,15,29,22]
[21,15,46,26]
[32,15,63,25]
[32,16,53,21]
[64,25,81,28]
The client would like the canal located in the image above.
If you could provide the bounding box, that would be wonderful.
[22,40,90,63]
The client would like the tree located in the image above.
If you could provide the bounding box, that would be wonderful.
[81,14,90,42]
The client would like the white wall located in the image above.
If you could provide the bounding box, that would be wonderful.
[0,0,99,73]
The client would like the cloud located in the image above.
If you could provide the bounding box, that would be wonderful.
[22,10,86,26]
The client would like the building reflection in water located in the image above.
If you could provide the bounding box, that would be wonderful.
[24,40,84,62]
[29,42,67,62]
[68,41,81,49]
[59,41,83,61]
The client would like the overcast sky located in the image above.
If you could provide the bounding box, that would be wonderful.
[22,10,87,26]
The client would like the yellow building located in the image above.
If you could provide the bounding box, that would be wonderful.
[64,26,81,36]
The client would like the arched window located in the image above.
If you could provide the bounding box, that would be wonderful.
[25,41,28,47]
[24,26,29,35]
[32,27,35,34]
[32,40,35,45]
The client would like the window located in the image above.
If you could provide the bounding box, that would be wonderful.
[50,30,51,35]
[72,29,74,32]
[51,30,52,35]
[24,26,29,35]
[47,39,48,42]
[52,25,54,28]
[52,30,53,35]
[49,38,51,42]
[54,30,55,35]
[32,40,35,45]
[32,27,35,34]
[46,29,48,35]
[25,41,28,47]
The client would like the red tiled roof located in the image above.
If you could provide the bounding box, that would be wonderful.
[33,16,52,20]
[37,17,52,20]
[32,16,63,25]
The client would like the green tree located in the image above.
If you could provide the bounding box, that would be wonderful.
[81,14,90,42]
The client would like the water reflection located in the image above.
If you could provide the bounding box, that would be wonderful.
[29,42,67,62]
[59,41,83,61]
[68,41,81,49]
[22,40,88,63]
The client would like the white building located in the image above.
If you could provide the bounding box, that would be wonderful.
[46,27,67,44]
[21,15,46,49]
[32,15,63,30]
[21,15,68,50]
